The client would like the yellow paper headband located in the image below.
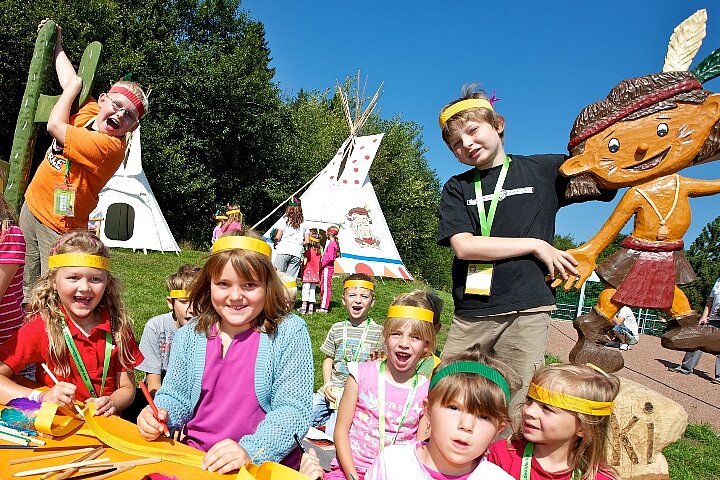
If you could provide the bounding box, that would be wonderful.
[283,280,297,288]
[169,290,189,299]
[215,215,228,220]
[439,98,494,128]
[343,279,375,291]
[387,305,434,323]
[212,236,272,257]
[528,383,614,416]
[226,209,241,215]
[48,253,110,271]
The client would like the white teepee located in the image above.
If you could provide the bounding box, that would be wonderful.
[260,77,412,279]
[90,127,180,254]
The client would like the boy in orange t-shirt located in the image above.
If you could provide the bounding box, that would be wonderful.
[20,20,149,300]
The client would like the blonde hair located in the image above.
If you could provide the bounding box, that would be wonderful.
[440,84,505,147]
[221,205,243,233]
[382,290,442,356]
[512,364,621,480]
[26,231,135,377]
[189,229,290,336]
[276,270,298,307]
[429,345,520,425]
[110,80,149,119]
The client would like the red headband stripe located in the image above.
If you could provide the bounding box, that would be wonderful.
[567,78,701,150]
[108,85,145,119]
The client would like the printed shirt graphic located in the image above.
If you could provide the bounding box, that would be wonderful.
[320,320,383,388]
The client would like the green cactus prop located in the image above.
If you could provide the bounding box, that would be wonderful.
[4,20,103,215]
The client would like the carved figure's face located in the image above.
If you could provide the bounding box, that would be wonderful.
[561,97,720,188]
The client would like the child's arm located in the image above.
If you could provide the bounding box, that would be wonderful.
[321,356,337,403]
[334,375,360,480]
[0,361,77,406]
[91,369,135,416]
[299,448,323,479]
[145,373,162,396]
[47,75,82,145]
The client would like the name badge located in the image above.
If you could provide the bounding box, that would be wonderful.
[465,263,493,296]
[54,183,77,217]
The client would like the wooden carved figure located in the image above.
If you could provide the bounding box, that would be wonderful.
[560,10,720,372]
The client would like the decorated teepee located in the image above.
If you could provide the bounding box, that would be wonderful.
[258,76,413,280]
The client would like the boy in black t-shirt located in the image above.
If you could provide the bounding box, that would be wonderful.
[436,85,613,409]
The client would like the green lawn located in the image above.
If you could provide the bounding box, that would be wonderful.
[111,248,719,480]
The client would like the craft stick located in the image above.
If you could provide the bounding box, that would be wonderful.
[79,457,162,470]
[44,446,105,480]
[0,425,46,445]
[89,465,134,480]
[61,468,116,480]
[41,363,85,417]
[12,457,110,477]
[0,445,35,450]
[8,447,96,465]
[0,431,29,446]
[138,380,169,436]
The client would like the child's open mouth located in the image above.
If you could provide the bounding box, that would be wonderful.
[73,296,93,306]
[107,118,121,130]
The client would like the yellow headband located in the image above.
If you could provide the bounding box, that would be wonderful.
[226,209,241,215]
[439,98,494,128]
[48,253,110,271]
[527,383,614,416]
[283,280,297,288]
[387,305,434,323]
[343,279,375,291]
[169,290,189,299]
[212,236,272,257]
[215,215,228,220]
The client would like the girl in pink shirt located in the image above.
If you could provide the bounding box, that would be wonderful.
[487,364,620,480]
[329,290,442,480]
[0,196,25,344]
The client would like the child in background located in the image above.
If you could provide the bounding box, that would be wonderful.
[137,264,200,395]
[299,232,322,314]
[606,306,639,351]
[367,346,519,479]
[220,205,243,234]
[488,364,620,480]
[329,290,442,480]
[211,212,227,244]
[137,230,313,473]
[0,231,143,416]
[277,270,298,310]
[318,226,340,313]
[0,195,25,345]
[311,273,383,437]
[21,20,148,301]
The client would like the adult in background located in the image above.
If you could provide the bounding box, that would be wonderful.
[273,197,308,278]
[669,276,720,384]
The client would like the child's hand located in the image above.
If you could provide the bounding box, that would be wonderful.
[88,396,115,416]
[299,448,323,479]
[42,382,77,408]
[532,240,578,282]
[137,405,168,441]
[201,438,250,473]
[323,384,337,404]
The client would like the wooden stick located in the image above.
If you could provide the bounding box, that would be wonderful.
[8,446,96,465]
[78,457,161,470]
[13,457,110,477]
[0,431,29,446]
[0,445,35,450]
[40,363,85,417]
[0,425,45,445]
[43,447,105,480]
[90,465,134,480]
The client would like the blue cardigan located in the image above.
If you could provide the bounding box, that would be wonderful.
[154,314,313,463]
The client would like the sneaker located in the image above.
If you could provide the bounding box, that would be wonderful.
[605,341,620,349]
[669,366,691,375]
[620,343,629,351]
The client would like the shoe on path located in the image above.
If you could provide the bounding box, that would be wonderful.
[668,366,692,375]
[620,343,629,351]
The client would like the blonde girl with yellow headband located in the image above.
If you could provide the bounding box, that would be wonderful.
[137,229,313,474]
[0,231,143,416]
[487,364,620,480]
[367,346,519,480]
[329,290,441,480]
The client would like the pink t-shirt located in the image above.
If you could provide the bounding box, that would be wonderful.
[487,438,616,480]
[184,326,265,452]
[322,240,339,269]
[327,360,429,479]
[302,248,321,283]
[0,225,24,344]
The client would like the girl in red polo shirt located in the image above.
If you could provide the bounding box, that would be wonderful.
[0,231,143,416]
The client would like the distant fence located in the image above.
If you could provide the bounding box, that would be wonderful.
[552,279,667,336]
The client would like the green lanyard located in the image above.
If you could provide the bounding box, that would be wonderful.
[341,319,371,363]
[377,360,419,451]
[59,311,113,398]
[473,155,510,236]
[521,442,581,480]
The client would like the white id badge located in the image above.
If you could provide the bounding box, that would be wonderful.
[465,263,493,296]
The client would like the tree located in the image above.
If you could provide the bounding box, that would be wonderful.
[681,216,720,311]
[553,233,578,251]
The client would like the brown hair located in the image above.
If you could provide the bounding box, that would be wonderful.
[343,273,376,293]
[511,364,621,480]
[189,229,290,336]
[382,289,442,355]
[166,264,200,292]
[440,84,505,147]
[26,231,135,377]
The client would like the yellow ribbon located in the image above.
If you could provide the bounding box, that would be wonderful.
[387,305,434,323]
[283,281,297,288]
[212,236,272,257]
[48,253,110,271]
[439,98,494,128]
[169,290,189,299]
[343,279,375,291]
[527,383,613,416]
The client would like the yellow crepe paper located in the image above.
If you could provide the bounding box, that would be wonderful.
[528,383,613,416]
[343,279,374,291]
[48,253,110,271]
[169,290,189,299]
[439,98,494,128]
[212,236,272,257]
[387,305,434,323]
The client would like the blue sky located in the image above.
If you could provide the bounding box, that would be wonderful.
[242,0,720,245]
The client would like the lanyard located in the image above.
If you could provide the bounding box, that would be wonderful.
[341,319,371,362]
[59,310,113,398]
[521,442,581,480]
[473,155,510,236]
[377,360,419,451]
